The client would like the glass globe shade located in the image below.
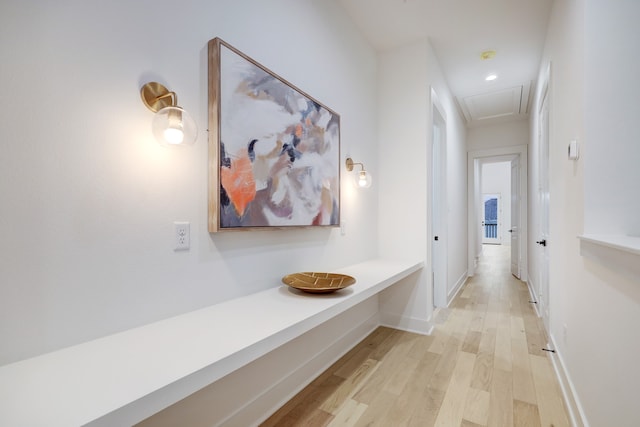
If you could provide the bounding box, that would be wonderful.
[356,170,372,188]
[164,126,184,145]
[151,106,197,146]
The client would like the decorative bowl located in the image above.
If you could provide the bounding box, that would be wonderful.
[282,272,356,294]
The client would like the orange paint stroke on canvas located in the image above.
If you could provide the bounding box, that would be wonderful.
[220,153,256,217]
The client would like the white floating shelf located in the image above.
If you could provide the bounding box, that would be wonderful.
[578,234,640,281]
[0,258,423,427]
[579,234,640,256]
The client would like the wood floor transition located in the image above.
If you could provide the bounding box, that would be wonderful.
[261,245,570,427]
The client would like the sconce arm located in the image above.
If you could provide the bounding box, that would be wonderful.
[140,82,178,113]
[345,157,366,172]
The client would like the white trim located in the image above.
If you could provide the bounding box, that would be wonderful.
[547,334,590,427]
[527,277,588,427]
[380,312,434,335]
[431,87,447,122]
[538,62,551,115]
[430,86,449,308]
[447,271,469,306]
[526,277,542,318]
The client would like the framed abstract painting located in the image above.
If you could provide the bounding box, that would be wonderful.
[207,38,341,232]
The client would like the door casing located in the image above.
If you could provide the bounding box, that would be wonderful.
[467,147,528,282]
[511,157,521,278]
[431,88,448,308]
[538,82,551,328]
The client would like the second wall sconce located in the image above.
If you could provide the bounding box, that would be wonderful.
[140,82,197,146]
[346,157,373,188]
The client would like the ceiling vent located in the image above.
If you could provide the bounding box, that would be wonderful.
[457,82,532,126]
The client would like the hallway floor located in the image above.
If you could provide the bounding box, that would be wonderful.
[261,244,571,426]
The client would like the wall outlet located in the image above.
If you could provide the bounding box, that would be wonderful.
[174,222,190,251]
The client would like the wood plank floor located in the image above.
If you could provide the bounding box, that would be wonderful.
[261,245,571,427]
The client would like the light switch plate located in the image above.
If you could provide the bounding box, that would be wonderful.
[568,139,579,160]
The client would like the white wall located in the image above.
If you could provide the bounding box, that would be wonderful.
[445,86,469,298]
[0,0,379,367]
[468,120,529,151]
[481,162,511,245]
[583,0,640,235]
[530,1,640,426]
[376,40,431,329]
[377,39,467,325]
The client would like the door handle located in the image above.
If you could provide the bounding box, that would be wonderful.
[536,239,547,247]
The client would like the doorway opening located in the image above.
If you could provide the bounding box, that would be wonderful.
[482,193,501,244]
[467,146,528,282]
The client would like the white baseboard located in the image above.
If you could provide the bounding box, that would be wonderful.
[547,334,589,427]
[379,312,434,335]
[447,271,469,306]
[525,276,542,318]
[138,299,382,427]
[222,309,381,426]
[526,276,587,427]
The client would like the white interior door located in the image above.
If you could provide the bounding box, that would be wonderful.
[482,194,501,245]
[510,158,521,278]
[432,93,447,308]
[538,91,550,327]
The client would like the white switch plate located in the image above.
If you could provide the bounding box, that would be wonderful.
[568,139,579,160]
[174,222,190,251]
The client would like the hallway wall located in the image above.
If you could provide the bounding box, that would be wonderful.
[377,38,468,324]
[0,0,379,367]
[583,1,640,235]
[530,1,640,426]
[467,120,529,152]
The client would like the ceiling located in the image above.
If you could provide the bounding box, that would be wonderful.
[336,0,553,127]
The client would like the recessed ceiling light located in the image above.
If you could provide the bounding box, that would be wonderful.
[485,74,498,81]
[480,50,496,60]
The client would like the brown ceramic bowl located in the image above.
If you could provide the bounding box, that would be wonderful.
[282,272,356,294]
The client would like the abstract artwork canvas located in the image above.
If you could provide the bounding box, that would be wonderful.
[208,38,341,232]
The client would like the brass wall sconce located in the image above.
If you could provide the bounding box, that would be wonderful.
[345,157,372,188]
[140,82,197,146]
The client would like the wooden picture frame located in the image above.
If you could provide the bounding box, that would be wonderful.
[208,38,341,232]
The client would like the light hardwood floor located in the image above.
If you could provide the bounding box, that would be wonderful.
[261,245,571,427]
